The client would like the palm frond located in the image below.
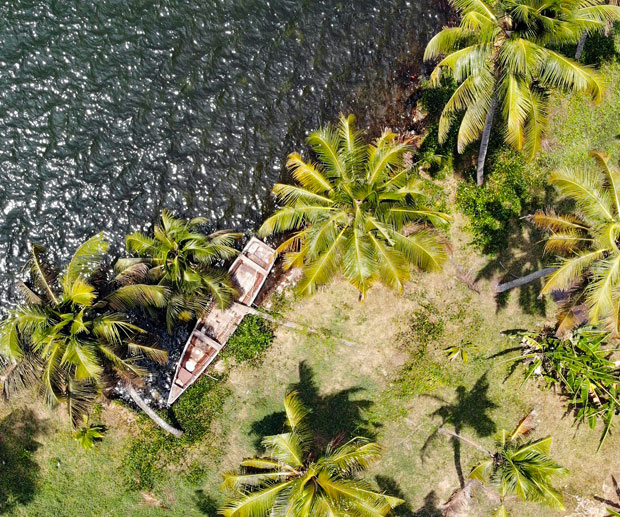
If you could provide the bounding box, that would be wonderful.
[424,27,476,61]
[105,284,169,311]
[27,243,58,304]
[218,480,294,517]
[324,438,382,475]
[539,48,604,103]
[541,250,607,294]
[0,316,23,360]
[63,233,109,292]
[286,153,333,193]
[392,231,448,272]
[92,314,143,345]
[126,232,157,255]
[307,125,347,181]
[262,432,305,468]
[126,341,168,364]
[16,281,43,305]
[501,74,532,150]
[112,262,151,285]
[549,166,614,222]
[531,210,589,232]
[296,228,346,295]
[63,276,96,307]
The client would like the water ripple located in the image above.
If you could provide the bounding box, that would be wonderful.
[0,0,447,302]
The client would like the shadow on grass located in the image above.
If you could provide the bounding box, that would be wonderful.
[250,361,378,451]
[194,489,219,516]
[475,221,548,317]
[421,374,497,487]
[375,476,443,516]
[0,408,48,513]
[594,474,620,512]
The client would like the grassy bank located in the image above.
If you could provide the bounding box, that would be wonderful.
[4,52,620,517]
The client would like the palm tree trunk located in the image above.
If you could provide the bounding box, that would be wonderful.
[126,384,183,438]
[495,267,557,294]
[477,96,498,186]
[575,31,587,60]
[439,428,493,457]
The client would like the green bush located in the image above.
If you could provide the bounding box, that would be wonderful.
[456,149,544,254]
[220,315,274,366]
[580,22,620,65]
[419,78,457,120]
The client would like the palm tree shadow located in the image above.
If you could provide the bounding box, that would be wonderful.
[0,408,48,513]
[475,221,548,317]
[375,476,442,516]
[250,361,379,451]
[421,374,497,487]
[594,474,620,511]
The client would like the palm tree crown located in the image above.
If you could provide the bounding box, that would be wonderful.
[424,0,618,184]
[0,233,168,426]
[534,150,620,333]
[115,210,241,332]
[219,391,403,516]
[258,114,450,298]
[469,413,567,516]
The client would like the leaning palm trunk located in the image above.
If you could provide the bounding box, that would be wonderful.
[477,96,498,186]
[126,384,183,438]
[495,267,558,294]
[575,30,588,60]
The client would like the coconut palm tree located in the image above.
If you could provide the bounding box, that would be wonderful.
[533,150,620,334]
[441,411,567,517]
[219,391,403,516]
[258,114,450,299]
[115,210,241,332]
[0,234,183,436]
[424,0,616,186]
[574,0,620,60]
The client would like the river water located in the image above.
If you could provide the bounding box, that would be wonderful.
[0,0,447,300]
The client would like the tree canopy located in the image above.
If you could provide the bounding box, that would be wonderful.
[259,114,450,298]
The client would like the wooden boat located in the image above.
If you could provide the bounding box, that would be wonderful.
[167,237,276,404]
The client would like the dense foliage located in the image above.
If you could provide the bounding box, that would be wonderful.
[220,314,274,366]
[0,234,168,426]
[514,327,620,450]
[123,374,230,489]
[116,210,241,332]
[456,149,543,253]
[259,114,450,298]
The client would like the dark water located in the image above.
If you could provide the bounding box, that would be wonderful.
[0,0,447,301]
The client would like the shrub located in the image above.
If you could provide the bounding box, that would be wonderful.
[513,327,620,451]
[456,149,544,254]
[220,315,274,366]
